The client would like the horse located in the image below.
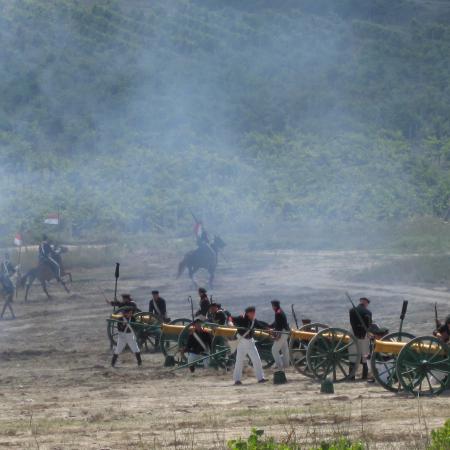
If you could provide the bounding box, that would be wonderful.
[19,246,72,301]
[177,235,226,288]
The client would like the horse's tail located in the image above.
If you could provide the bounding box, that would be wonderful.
[177,257,187,278]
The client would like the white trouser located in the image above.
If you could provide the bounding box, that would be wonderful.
[349,337,370,363]
[188,352,209,367]
[271,334,290,370]
[114,332,140,354]
[233,337,264,382]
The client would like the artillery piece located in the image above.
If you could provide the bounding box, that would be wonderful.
[106,311,450,396]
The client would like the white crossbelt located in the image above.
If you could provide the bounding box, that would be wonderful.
[242,319,255,339]
[193,332,209,353]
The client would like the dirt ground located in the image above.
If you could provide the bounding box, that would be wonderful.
[0,248,449,449]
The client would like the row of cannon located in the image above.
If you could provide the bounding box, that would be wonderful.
[106,311,450,396]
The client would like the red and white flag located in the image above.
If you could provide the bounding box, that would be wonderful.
[14,232,23,247]
[44,213,59,225]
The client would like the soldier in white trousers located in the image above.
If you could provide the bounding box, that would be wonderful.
[270,300,290,370]
[111,308,142,367]
[232,306,267,385]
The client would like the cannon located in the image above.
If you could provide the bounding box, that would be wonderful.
[106,310,191,353]
[159,322,275,369]
[106,312,450,396]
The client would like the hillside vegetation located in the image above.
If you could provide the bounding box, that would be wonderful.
[1,0,450,244]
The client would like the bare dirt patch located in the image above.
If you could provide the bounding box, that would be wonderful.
[0,249,448,449]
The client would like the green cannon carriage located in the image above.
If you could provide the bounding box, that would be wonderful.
[107,311,449,396]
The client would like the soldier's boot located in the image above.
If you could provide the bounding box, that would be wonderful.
[361,363,369,380]
[135,352,142,366]
[111,354,118,367]
[189,364,195,373]
[348,363,356,381]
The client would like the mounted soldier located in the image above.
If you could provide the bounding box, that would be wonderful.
[192,213,210,247]
[38,235,61,281]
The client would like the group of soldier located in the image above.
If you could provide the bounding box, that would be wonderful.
[109,290,450,384]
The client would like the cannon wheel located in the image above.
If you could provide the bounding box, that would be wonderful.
[370,331,415,392]
[211,335,237,369]
[396,335,450,396]
[134,312,162,353]
[306,327,360,382]
[254,336,275,369]
[289,323,329,377]
[160,318,191,364]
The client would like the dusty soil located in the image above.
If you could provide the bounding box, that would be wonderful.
[0,248,449,449]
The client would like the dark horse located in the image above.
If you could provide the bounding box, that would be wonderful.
[177,236,226,287]
[20,246,72,301]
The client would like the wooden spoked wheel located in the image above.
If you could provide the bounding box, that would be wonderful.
[370,331,415,392]
[160,318,191,365]
[306,327,360,382]
[396,336,450,396]
[289,323,329,377]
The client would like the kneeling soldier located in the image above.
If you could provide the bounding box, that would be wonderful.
[184,318,212,373]
[111,307,142,367]
[270,300,290,370]
[232,306,267,385]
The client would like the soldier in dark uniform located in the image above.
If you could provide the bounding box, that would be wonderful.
[208,302,228,326]
[149,290,168,321]
[349,297,372,380]
[108,293,140,312]
[111,307,142,367]
[183,318,213,373]
[232,306,267,385]
[38,235,61,280]
[195,287,210,320]
[436,314,450,343]
[270,300,290,370]
[0,253,16,320]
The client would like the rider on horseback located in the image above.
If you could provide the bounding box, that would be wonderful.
[38,235,61,281]
[193,218,209,247]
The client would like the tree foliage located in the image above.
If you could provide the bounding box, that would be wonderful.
[1,0,450,240]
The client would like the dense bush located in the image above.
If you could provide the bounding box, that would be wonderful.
[1,1,450,242]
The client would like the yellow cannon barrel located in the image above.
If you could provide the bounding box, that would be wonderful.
[373,339,445,355]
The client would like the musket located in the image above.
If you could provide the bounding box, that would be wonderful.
[434,303,441,330]
[291,304,299,329]
[345,292,368,333]
[113,263,120,312]
[188,296,195,322]
[190,211,200,224]
[398,300,408,337]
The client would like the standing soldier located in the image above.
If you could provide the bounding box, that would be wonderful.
[111,307,142,367]
[183,318,213,373]
[38,235,61,280]
[0,253,16,320]
[149,290,168,322]
[435,314,450,343]
[108,293,140,312]
[270,300,290,371]
[349,297,372,380]
[208,302,229,326]
[195,287,210,320]
[232,306,267,385]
